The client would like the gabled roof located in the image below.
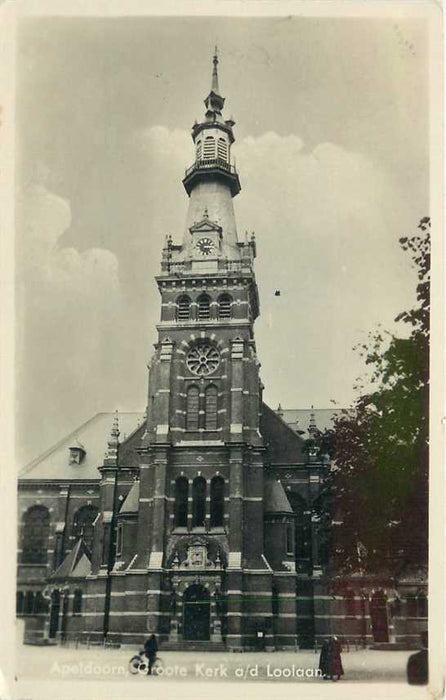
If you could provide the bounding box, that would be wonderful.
[260,403,306,464]
[51,539,92,580]
[20,412,145,481]
[189,218,222,234]
[264,477,293,514]
[117,422,147,468]
[119,480,140,514]
[20,406,334,483]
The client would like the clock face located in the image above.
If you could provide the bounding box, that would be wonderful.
[195,237,215,257]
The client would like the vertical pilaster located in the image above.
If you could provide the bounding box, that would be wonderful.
[229,338,244,440]
[228,446,243,554]
[155,339,174,442]
[147,446,169,568]
[226,572,243,650]
[135,454,154,566]
[243,448,265,568]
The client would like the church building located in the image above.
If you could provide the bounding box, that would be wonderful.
[17,52,427,651]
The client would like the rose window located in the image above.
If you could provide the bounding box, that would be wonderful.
[186,344,220,376]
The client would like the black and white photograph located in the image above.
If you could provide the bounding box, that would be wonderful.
[1,1,444,699]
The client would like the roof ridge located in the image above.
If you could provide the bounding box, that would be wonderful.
[19,412,110,477]
[262,402,306,440]
[119,416,146,444]
[19,410,145,476]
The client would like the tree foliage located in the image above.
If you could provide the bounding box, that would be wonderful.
[318,217,430,576]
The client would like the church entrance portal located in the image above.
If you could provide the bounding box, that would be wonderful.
[183,585,210,641]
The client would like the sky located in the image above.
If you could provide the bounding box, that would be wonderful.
[16,14,429,465]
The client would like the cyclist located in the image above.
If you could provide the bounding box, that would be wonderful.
[144,633,158,676]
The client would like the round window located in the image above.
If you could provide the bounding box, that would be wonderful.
[186,344,220,376]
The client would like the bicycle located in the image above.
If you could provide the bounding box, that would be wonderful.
[128,650,163,676]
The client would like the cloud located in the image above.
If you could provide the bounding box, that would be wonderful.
[18,127,420,462]
[135,126,418,409]
[17,179,123,464]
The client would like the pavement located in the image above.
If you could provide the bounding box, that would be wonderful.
[15,642,416,683]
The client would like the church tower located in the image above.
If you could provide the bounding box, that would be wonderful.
[126,49,295,650]
[75,49,299,652]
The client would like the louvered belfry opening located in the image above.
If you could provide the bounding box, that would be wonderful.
[217,137,228,162]
[203,135,216,160]
[177,295,191,321]
[197,294,211,320]
[218,293,232,319]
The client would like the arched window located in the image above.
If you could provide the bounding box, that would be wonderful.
[177,295,191,321]
[186,385,200,430]
[174,477,189,527]
[218,294,232,319]
[197,294,211,320]
[210,476,224,527]
[196,140,202,161]
[72,505,98,553]
[287,493,308,560]
[205,385,218,430]
[286,523,294,555]
[22,506,50,564]
[203,136,215,160]
[116,523,123,556]
[73,589,83,615]
[192,477,206,527]
[217,137,228,161]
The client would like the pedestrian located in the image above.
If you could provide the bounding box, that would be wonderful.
[144,633,158,676]
[407,631,428,685]
[318,638,331,679]
[328,636,344,681]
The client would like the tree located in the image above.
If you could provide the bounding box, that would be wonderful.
[318,217,430,577]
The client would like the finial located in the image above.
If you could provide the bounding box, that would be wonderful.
[111,410,120,438]
[308,406,317,436]
[104,410,120,464]
[203,206,209,219]
[277,403,283,418]
[211,46,220,94]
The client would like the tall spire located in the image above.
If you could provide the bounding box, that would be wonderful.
[211,46,220,95]
[204,47,225,117]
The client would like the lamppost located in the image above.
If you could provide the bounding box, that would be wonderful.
[102,413,120,641]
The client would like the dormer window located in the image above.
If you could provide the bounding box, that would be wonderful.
[68,441,86,465]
